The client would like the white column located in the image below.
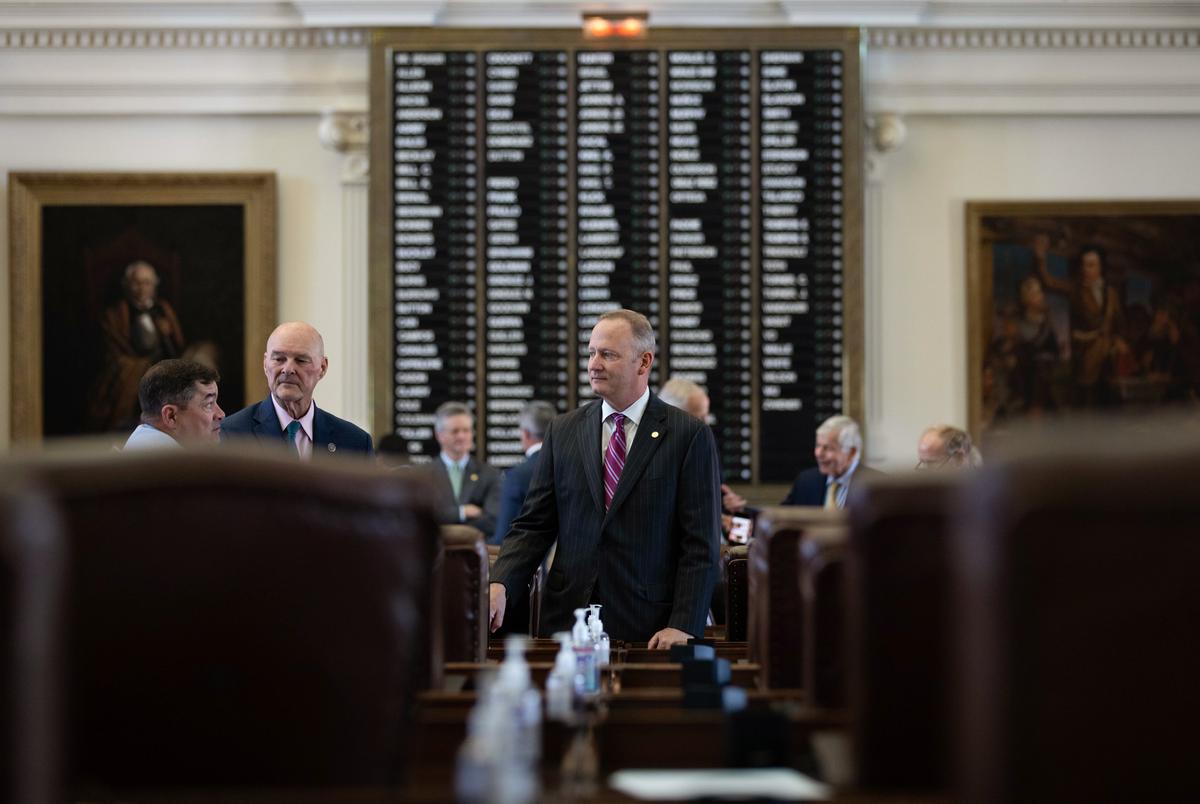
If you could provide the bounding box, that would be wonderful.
[863,112,906,465]
[318,110,371,432]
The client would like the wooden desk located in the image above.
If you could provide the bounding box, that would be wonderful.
[446,660,763,691]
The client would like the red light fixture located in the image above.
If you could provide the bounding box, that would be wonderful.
[582,11,648,39]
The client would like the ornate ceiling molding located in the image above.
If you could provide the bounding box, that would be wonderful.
[869,26,1200,49]
[0,24,1197,51]
[0,27,365,48]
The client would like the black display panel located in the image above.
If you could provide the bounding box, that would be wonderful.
[390,50,478,464]
[482,50,571,468]
[666,49,753,482]
[757,49,847,480]
[575,49,662,402]
[376,30,861,483]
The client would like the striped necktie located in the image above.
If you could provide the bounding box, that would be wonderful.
[285,420,302,456]
[604,412,627,510]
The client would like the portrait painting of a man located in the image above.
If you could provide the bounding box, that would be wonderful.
[9,172,276,442]
[41,205,244,438]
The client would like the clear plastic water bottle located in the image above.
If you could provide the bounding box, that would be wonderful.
[572,607,599,694]
[587,603,611,667]
[546,631,579,722]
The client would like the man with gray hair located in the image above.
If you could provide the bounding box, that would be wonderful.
[492,400,557,545]
[782,414,880,508]
[489,308,721,648]
[428,400,501,534]
[658,377,710,422]
[917,424,982,469]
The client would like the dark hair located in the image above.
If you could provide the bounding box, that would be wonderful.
[1077,243,1106,272]
[138,359,219,421]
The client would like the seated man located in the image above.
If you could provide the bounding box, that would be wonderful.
[124,359,224,449]
[916,424,981,469]
[428,401,501,535]
[782,414,880,509]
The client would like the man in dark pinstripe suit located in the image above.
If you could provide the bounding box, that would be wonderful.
[488,310,722,648]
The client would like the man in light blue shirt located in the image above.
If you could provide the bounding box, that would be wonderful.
[124,359,224,450]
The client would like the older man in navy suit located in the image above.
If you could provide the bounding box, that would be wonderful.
[781,415,878,508]
[488,309,721,648]
[221,321,372,457]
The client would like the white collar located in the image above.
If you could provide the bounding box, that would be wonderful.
[601,387,651,427]
[525,442,543,458]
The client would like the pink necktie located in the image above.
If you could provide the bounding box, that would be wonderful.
[604,412,627,510]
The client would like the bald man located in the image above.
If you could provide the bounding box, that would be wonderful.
[221,321,372,457]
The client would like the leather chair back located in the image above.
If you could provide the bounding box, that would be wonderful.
[23,448,439,790]
[803,528,848,708]
[848,473,959,790]
[956,427,1200,804]
[723,545,749,641]
[0,475,64,804]
[749,507,846,691]
[440,525,488,663]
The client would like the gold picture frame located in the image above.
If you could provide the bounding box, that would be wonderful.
[8,172,277,442]
[966,199,1200,442]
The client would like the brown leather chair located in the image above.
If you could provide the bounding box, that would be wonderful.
[749,507,846,693]
[440,525,488,663]
[847,473,960,790]
[803,527,848,708]
[21,448,439,790]
[956,428,1200,804]
[0,475,64,804]
[723,545,749,641]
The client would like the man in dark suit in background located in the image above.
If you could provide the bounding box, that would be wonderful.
[221,321,372,457]
[427,401,500,535]
[782,414,878,508]
[492,400,557,546]
[488,309,721,648]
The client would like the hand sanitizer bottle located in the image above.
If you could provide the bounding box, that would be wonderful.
[572,607,598,694]
[496,634,542,768]
[546,631,579,722]
[588,604,611,667]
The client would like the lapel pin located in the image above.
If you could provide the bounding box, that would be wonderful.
[470,473,479,481]
[651,431,660,439]
[327,443,336,453]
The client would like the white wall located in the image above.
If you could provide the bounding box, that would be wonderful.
[867,114,1200,468]
[0,114,353,444]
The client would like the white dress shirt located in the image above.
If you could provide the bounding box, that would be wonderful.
[600,387,651,460]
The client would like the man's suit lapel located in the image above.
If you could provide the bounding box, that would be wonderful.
[311,406,339,457]
[578,401,605,514]
[603,395,668,524]
[252,398,284,442]
[429,458,456,501]
[458,457,479,503]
